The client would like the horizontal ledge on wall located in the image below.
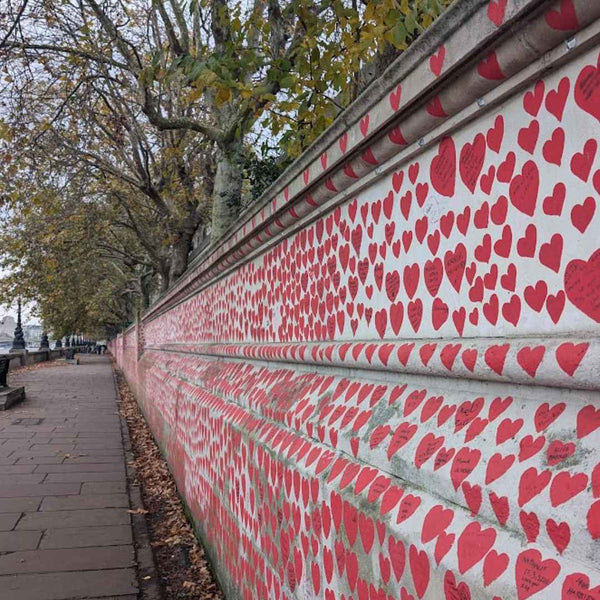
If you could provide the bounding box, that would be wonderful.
[145,335,600,391]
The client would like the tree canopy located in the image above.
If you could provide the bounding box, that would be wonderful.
[0,0,449,338]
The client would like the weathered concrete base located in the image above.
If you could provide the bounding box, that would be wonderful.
[0,386,25,410]
[4,348,65,371]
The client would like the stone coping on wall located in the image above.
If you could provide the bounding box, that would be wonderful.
[3,348,69,370]
[140,0,600,324]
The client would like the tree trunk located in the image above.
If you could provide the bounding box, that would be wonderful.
[168,228,195,284]
[211,140,244,241]
[140,272,153,310]
[159,272,170,294]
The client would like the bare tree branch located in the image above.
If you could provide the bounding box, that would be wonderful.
[0,0,30,48]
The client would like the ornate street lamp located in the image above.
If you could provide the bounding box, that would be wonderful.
[10,299,26,353]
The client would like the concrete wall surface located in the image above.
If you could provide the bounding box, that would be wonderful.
[111,1,600,598]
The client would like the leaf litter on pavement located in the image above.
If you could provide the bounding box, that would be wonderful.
[115,367,224,600]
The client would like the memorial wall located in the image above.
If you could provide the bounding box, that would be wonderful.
[112,1,600,597]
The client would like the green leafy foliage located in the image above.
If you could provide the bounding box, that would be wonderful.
[0,0,451,330]
[0,183,142,338]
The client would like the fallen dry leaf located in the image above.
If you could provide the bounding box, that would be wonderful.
[114,365,224,600]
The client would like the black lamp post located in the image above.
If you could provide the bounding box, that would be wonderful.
[10,299,26,352]
[39,331,50,350]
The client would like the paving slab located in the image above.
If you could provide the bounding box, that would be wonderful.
[1,439,32,449]
[81,481,126,495]
[85,597,138,600]
[75,431,125,438]
[75,441,125,449]
[0,568,138,600]
[0,545,134,574]
[40,525,132,549]
[0,513,20,531]
[16,504,130,534]
[29,444,76,452]
[39,493,129,511]
[0,483,80,498]
[62,456,125,464]
[0,531,42,552]
[0,498,41,513]
[44,471,126,483]
[72,447,124,455]
[11,446,74,457]
[0,356,146,599]
[0,474,45,485]
[0,465,36,474]
[34,462,126,473]
[16,457,66,465]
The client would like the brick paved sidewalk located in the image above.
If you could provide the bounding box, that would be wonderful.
[0,355,145,600]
